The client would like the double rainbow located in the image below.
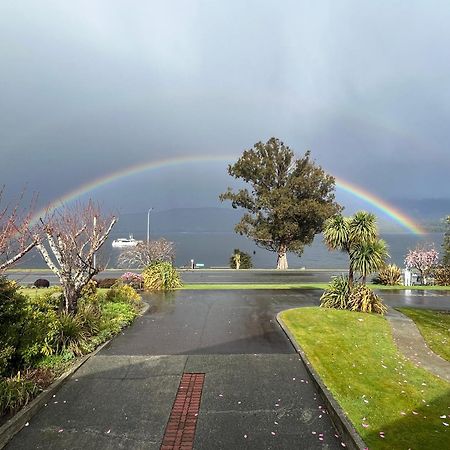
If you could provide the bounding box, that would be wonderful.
[32,156,425,235]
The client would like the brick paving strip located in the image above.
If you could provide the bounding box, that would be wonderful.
[161,373,205,450]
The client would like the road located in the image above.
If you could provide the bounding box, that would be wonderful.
[8,268,345,285]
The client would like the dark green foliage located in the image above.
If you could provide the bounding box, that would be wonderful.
[142,261,182,290]
[0,278,28,376]
[442,216,450,266]
[320,276,351,309]
[220,138,341,268]
[229,249,253,269]
[434,265,450,286]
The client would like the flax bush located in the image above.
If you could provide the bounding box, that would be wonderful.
[142,261,182,291]
[373,264,402,285]
[321,276,387,315]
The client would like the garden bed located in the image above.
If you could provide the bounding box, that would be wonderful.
[0,281,143,424]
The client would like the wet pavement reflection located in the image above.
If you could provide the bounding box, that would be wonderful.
[102,289,450,357]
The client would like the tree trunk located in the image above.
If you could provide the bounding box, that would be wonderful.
[236,260,240,270]
[348,265,354,287]
[276,245,288,270]
[63,283,80,314]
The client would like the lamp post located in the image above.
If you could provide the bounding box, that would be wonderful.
[147,208,153,243]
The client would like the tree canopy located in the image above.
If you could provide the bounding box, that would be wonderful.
[220,137,341,269]
[323,211,388,284]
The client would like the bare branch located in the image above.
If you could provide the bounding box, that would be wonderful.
[118,238,175,269]
[35,200,116,313]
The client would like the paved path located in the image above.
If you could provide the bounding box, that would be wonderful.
[7,290,344,450]
[386,309,450,382]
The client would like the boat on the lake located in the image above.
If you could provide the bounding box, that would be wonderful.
[111,234,142,248]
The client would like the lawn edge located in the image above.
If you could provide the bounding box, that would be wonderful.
[276,309,367,450]
[0,301,150,449]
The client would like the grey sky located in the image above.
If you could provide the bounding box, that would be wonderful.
[1,1,449,214]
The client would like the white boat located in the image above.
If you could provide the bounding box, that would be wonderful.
[112,234,142,248]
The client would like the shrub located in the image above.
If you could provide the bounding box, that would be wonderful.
[0,372,40,416]
[77,301,102,335]
[94,278,118,289]
[321,276,387,315]
[100,302,137,336]
[373,264,402,285]
[320,276,351,309]
[120,272,143,290]
[80,279,98,299]
[0,277,28,376]
[348,284,387,314]
[55,312,90,356]
[434,265,450,286]
[105,283,141,308]
[142,262,182,291]
[229,249,253,269]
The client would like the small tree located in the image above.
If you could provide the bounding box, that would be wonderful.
[442,216,450,266]
[0,189,36,272]
[405,245,439,285]
[220,138,341,269]
[117,238,175,268]
[35,201,116,314]
[229,249,253,269]
[323,211,387,285]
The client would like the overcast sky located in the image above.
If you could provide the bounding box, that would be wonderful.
[1,1,449,214]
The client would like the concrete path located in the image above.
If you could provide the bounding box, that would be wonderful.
[7,290,344,449]
[386,309,450,382]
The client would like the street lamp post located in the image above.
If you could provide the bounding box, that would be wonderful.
[147,208,153,243]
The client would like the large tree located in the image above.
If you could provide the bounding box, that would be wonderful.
[0,188,36,272]
[220,138,341,269]
[35,201,116,314]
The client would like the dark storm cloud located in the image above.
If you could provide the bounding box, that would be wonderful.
[1,0,449,211]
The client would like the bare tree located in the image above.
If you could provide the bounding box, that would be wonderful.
[118,238,175,269]
[35,201,116,314]
[0,188,36,273]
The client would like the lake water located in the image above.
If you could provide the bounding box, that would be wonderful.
[17,231,444,270]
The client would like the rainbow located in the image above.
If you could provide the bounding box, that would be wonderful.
[334,177,425,235]
[32,155,426,234]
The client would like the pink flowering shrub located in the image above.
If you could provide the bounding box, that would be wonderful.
[120,272,143,289]
[404,245,439,284]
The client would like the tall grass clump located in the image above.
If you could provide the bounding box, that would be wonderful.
[142,261,182,291]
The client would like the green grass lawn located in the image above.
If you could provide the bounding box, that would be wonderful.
[18,287,109,298]
[397,308,450,362]
[280,307,450,450]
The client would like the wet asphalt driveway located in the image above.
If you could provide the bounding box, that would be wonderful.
[8,289,450,449]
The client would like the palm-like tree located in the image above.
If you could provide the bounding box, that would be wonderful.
[350,239,389,283]
[323,211,386,285]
